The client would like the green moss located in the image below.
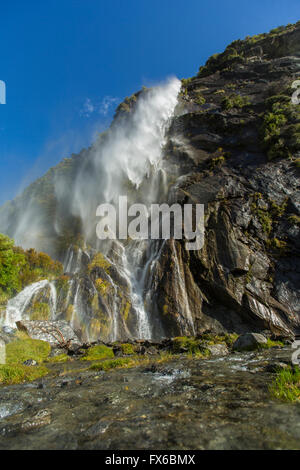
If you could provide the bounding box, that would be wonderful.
[223,333,239,347]
[198,47,244,77]
[94,278,111,296]
[210,155,225,170]
[172,336,211,357]
[181,78,192,87]
[89,357,137,371]
[195,93,206,105]
[120,299,131,322]
[266,238,288,253]
[0,364,48,385]
[80,344,114,361]
[294,158,300,168]
[257,209,273,235]
[269,198,288,218]
[288,214,300,225]
[270,366,300,402]
[45,353,70,363]
[6,338,51,365]
[30,302,50,321]
[121,343,135,355]
[0,288,11,306]
[56,275,71,295]
[263,338,284,349]
[88,253,111,274]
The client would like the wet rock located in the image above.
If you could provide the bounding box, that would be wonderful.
[206,343,229,356]
[233,333,267,351]
[265,361,290,373]
[23,359,37,366]
[0,402,24,420]
[21,409,51,433]
[1,326,16,335]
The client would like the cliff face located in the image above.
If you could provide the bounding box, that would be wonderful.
[0,22,299,340]
[153,22,300,337]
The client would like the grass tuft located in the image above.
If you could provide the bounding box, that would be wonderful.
[6,338,51,365]
[270,366,300,402]
[0,364,48,385]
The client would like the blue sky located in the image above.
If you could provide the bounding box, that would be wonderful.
[0,0,299,204]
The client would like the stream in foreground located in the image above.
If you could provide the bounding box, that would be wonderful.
[0,347,299,450]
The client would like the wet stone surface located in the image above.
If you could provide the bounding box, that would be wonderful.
[0,347,299,450]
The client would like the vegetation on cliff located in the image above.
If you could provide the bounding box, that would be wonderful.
[0,233,63,308]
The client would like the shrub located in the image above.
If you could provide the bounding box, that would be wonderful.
[260,95,300,160]
[222,94,250,110]
[0,234,26,294]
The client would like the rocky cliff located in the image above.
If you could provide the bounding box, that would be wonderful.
[0,22,299,340]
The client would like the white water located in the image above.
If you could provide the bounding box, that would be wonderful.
[70,77,182,339]
[3,280,57,328]
[100,77,181,339]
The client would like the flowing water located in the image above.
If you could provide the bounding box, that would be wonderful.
[2,78,183,340]
[3,280,57,328]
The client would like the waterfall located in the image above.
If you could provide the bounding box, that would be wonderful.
[1,77,182,341]
[88,77,182,339]
[3,280,57,328]
[64,246,74,272]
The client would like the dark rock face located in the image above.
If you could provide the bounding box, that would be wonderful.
[150,23,300,338]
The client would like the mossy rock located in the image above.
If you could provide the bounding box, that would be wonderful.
[171,336,210,356]
[120,343,135,355]
[80,344,114,361]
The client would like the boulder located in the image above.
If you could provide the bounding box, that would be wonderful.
[232,332,267,351]
[206,343,229,356]
[16,320,82,350]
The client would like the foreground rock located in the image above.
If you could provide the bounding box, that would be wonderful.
[16,320,81,351]
[233,333,268,351]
